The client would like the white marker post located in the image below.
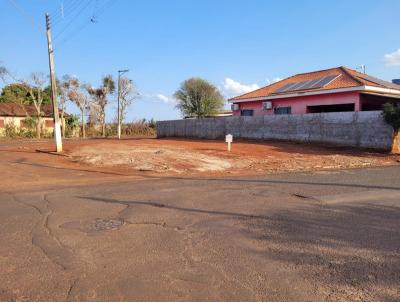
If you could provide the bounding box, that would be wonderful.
[225,134,233,152]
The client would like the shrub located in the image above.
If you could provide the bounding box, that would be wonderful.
[123,119,156,137]
[65,115,80,137]
[86,124,102,138]
[19,117,38,138]
[19,128,36,138]
[23,117,37,130]
[382,103,400,131]
[148,118,157,130]
[83,119,157,138]
[105,123,117,137]
[5,121,18,138]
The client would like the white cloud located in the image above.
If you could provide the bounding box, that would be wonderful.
[138,93,176,104]
[265,77,283,85]
[384,49,400,66]
[156,94,171,103]
[223,78,260,95]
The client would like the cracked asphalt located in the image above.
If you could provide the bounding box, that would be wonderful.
[0,142,400,301]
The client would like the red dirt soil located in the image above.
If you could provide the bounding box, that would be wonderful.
[1,138,398,178]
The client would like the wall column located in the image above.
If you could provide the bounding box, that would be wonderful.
[355,93,362,111]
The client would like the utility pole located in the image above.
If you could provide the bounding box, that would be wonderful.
[117,69,129,140]
[45,13,62,152]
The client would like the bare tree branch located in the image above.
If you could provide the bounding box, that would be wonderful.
[118,77,138,125]
[25,72,47,138]
[87,75,115,137]
[67,77,89,138]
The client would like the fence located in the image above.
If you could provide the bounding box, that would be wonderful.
[157,111,394,150]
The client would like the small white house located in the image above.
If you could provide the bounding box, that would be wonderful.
[0,103,60,136]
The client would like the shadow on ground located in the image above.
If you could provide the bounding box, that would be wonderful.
[243,202,400,301]
[81,195,400,301]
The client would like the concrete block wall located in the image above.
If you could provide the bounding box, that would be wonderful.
[157,111,394,150]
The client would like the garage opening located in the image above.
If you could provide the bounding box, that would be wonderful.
[360,93,400,111]
[307,103,355,113]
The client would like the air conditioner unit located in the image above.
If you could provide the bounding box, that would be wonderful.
[231,104,240,111]
[262,101,272,110]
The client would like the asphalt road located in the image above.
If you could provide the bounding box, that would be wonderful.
[0,150,399,301]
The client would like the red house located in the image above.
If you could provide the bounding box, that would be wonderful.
[229,67,400,116]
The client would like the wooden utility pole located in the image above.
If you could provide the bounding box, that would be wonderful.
[45,13,63,152]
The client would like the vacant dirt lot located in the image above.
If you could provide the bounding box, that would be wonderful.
[1,138,398,178]
[68,138,399,175]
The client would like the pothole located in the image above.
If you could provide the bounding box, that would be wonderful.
[90,218,124,231]
[60,218,125,233]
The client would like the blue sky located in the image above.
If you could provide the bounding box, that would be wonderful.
[1,0,399,121]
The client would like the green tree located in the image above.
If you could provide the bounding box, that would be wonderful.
[0,83,51,105]
[382,103,400,153]
[65,114,80,137]
[0,83,31,104]
[383,103,400,130]
[174,78,224,118]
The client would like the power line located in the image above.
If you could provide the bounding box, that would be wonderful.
[7,0,45,35]
[49,1,66,22]
[52,0,92,27]
[52,0,89,26]
[53,0,94,40]
[51,0,84,20]
[59,0,82,14]
[92,0,99,16]
[55,0,119,48]
[55,19,93,47]
[94,0,117,18]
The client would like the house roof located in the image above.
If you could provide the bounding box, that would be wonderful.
[0,103,55,117]
[230,66,400,102]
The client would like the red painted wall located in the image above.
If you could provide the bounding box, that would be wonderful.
[233,91,361,116]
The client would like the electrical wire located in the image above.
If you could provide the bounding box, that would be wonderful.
[52,0,88,26]
[53,0,94,40]
[6,0,45,35]
[93,0,116,18]
[92,0,99,17]
[55,0,119,48]
[52,0,92,28]
[55,18,93,48]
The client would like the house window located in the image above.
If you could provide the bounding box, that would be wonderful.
[274,107,291,115]
[240,109,254,116]
[307,103,354,113]
[0,119,4,128]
